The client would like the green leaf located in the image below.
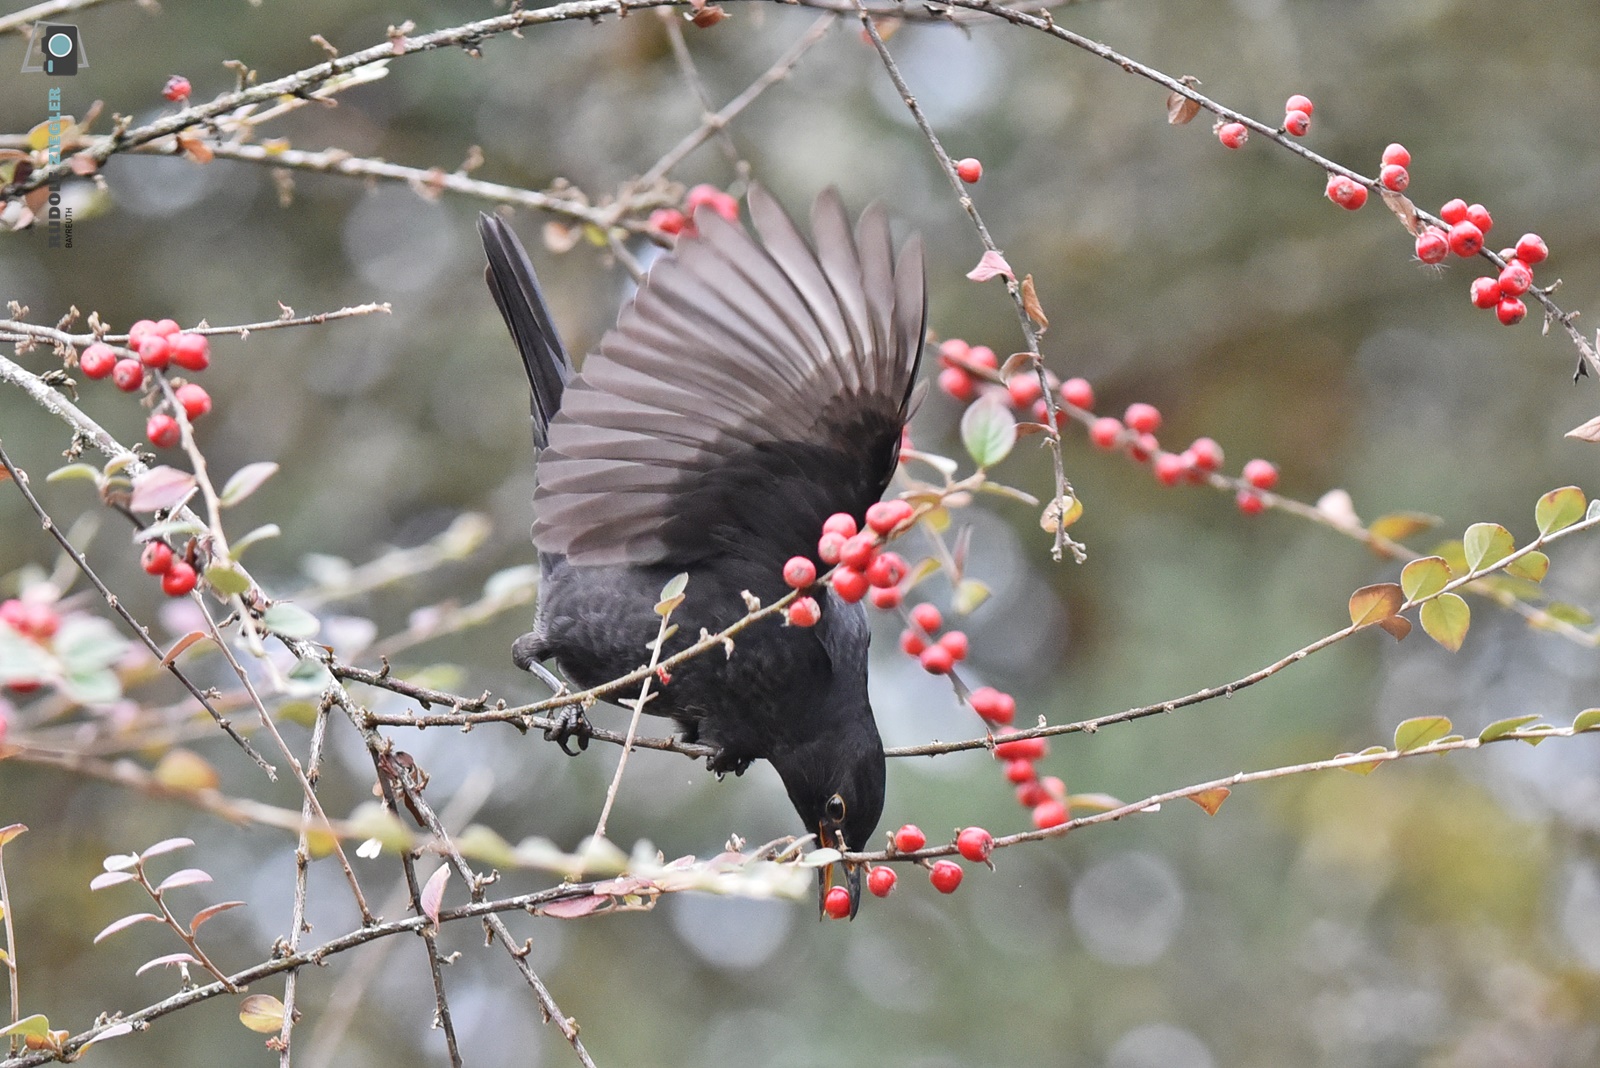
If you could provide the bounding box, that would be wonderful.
[231,524,281,559]
[1506,550,1549,583]
[205,562,251,596]
[1348,583,1404,627]
[1339,745,1389,775]
[1573,709,1600,733]
[1420,592,1470,652]
[1431,539,1469,576]
[262,603,320,639]
[1369,512,1441,542]
[656,572,689,617]
[1545,602,1595,626]
[1394,715,1452,752]
[0,1014,51,1040]
[1535,486,1586,535]
[1480,714,1539,742]
[46,463,101,483]
[959,394,1017,469]
[952,578,990,616]
[135,518,205,543]
[219,462,279,508]
[1399,557,1451,601]
[1463,522,1515,571]
[1589,499,1600,523]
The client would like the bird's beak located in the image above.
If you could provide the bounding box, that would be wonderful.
[817,825,863,920]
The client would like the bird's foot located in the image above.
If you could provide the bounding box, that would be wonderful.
[543,702,592,756]
[705,747,754,780]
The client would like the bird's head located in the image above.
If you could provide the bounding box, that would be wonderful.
[771,713,885,920]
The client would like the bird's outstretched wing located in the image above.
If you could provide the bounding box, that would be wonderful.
[533,185,926,568]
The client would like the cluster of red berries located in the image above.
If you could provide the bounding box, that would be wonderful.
[993,725,1067,829]
[782,502,915,625]
[78,319,214,448]
[0,598,61,694]
[648,184,740,239]
[1283,94,1313,138]
[139,538,198,598]
[935,338,1059,413]
[956,158,982,184]
[162,75,191,103]
[897,602,970,676]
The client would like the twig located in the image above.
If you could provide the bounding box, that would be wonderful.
[658,11,744,176]
[590,603,674,845]
[277,703,335,1068]
[0,831,20,1055]
[0,0,128,36]
[0,438,275,775]
[0,304,388,348]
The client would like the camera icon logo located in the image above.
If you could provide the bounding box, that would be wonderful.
[22,23,88,76]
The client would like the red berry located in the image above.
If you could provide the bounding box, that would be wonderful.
[1188,437,1224,472]
[1498,262,1532,297]
[0,600,25,631]
[840,533,877,572]
[1514,233,1549,266]
[1282,110,1310,137]
[1379,164,1409,192]
[141,541,175,575]
[5,680,40,695]
[1285,94,1314,116]
[175,382,211,421]
[937,630,968,661]
[136,334,171,369]
[127,319,158,344]
[823,885,852,919]
[956,157,983,184]
[1032,799,1069,829]
[1124,402,1161,434]
[865,551,907,589]
[822,513,858,539]
[1242,458,1279,490]
[79,342,117,379]
[817,532,845,565]
[1007,374,1043,408]
[919,645,954,675]
[648,208,686,236]
[1236,489,1266,516]
[161,560,198,597]
[786,596,821,628]
[154,319,181,338]
[909,603,942,633]
[1496,297,1527,326]
[993,728,1048,761]
[1325,175,1368,210]
[146,413,181,448]
[1382,143,1411,167]
[170,332,210,371]
[1414,228,1449,265]
[956,827,994,863]
[1465,203,1492,233]
[1089,416,1123,450]
[938,338,971,368]
[832,567,869,604]
[971,686,1017,726]
[1470,276,1503,309]
[898,628,927,656]
[1060,377,1094,410]
[1016,780,1048,807]
[1439,199,1469,225]
[685,184,739,223]
[963,345,996,371]
[938,367,975,401]
[1448,221,1484,258]
[1128,433,1159,464]
[893,825,926,852]
[867,866,896,898]
[869,586,902,610]
[14,602,58,640]
[162,75,191,103]
[1217,122,1248,150]
[929,860,964,894]
[1004,758,1035,784]
[783,556,817,589]
[865,499,914,536]
[111,358,142,391]
[1154,452,1187,486]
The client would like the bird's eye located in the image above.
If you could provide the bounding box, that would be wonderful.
[825,794,847,822]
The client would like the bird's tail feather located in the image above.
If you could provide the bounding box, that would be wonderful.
[479,212,571,448]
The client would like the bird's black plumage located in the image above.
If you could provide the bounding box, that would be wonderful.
[479,187,925,915]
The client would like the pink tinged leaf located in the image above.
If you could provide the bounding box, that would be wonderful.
[135,952,199,976]
[536,895,608,920]
[155,868,212,892]
[129,466,197,513]
[965,250,1015,283]
[0,823,26,847]
[1565,414,1600,443]
[420,865,450,925]
[140,836,195,860]
[102,853,140,872]
[79,1021,136,1051]
[94,913,164,943]
[189,900,246,936]
[89,871,139,891]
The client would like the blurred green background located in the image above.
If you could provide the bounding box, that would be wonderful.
[3,0,1600,1065]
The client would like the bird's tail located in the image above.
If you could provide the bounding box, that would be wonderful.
[478,213,571,448]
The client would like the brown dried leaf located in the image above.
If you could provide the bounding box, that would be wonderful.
[1020,275,1049,331]
[1378,615,1412,642]
[1165,77,1203,125]
[1189,787,1230,816]
[689,4,727,27]
[1380,189,1420,235]
[162,630,211,666]
[1348,582,1404,627]
[177,135,213,164]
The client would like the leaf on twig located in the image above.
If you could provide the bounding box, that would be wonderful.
[537,895,609,919]
[1188,787,1230,815]
[966,249,1015,283]
[219,462,279,507]
[420,864,450,926]
[1337,745,1389,775]
[141,837,195,860]
[1479,714,1539,742]
[1400,557,1451,600]
[1165,76,1202,125]
[1348,583,1403,627]
[656,572,689,617]
[94,913,163,943]
[1564,414,1600,443]
[238,994,285,1034]
[129,466,196,513]
[1369,511,1440,542]
[1020,275,1049,331]
[155,868,213,892]
[1378,615,1412,642]
[1380,189,1421,234]
[162,630,211,666]
[1394,715,1452,752]
[135,952,199,977]
[1535,485,1586,534]
[1463,522,1514,571]
[0,823,25,847]
[261,602,320,638]
[1420,593,1470,651]
[89,870,138,891]
[189,900,245,935]
[960,393,1017,468]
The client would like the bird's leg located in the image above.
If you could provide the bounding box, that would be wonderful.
[519,654,592,756]
[705,747,754,780]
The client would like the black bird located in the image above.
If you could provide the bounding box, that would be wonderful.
[479,187,925,917]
